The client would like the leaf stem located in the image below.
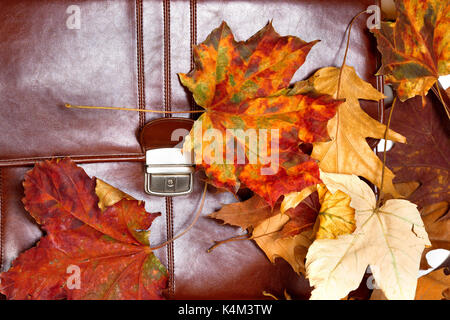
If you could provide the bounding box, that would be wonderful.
[65,103,204,114]
[375,97,396,209]
[207,228,283,253]
[207,234,250,253]
[150,182,208,250]
[431,83,450,119]
[336,10,367,99]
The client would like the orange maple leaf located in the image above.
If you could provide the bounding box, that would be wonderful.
[179,21,341,206]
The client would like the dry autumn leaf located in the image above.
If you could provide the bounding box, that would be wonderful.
[294,65,406,197]
[415,267,450,300]
[210,182,356,274]
[306,172,430,300]
[179,21,341,207]
[0,158,167,300]
[384,95,449,210]
[278,192,320,238]
[372,0,450,103]
[95,178,134,211]
[210,193,319,274]
[209,195,280,230]
[281,185,316,214]
[315,184,355,239]
[253,214,313,275]
[420,202,450,268]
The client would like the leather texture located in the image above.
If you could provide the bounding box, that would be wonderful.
[0,0,380,299]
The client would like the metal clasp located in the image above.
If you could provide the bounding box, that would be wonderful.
[144,148,194,196]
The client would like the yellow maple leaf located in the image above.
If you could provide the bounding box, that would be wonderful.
[315,184,355,239]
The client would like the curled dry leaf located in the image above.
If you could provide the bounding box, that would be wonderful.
[210,192,319,274]
[95,178,134,211]
[0,158,167,300]
[415,267,450,300]
[315,184,355,239]
[180,21,341,207]
[253,214,314,275]
[281,185,316,214]
[306,172,430,300]
[210,180,356,274]
[278,192,320,238]
[372,0,450,103]
[295,65,406,197]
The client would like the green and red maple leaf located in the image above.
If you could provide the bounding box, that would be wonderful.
[0,158,167,300]
[179,22,341,207]
[372,0,450,103]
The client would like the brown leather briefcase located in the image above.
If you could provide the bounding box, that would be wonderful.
[0,0,382,299]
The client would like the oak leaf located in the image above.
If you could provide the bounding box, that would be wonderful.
[210,182,356,274]
[253,214,313,275]
[0,158,167,300]
[295,65,406,197]
[306,172,430,300]
[179,21,341,206]
[210,193,319,274]
[372,0,450,103]
[209,195,280,230]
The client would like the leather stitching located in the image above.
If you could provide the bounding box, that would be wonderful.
[163,0,175,298]
[136,0,146,130]
[163,0,172,118]
[0,153,145,167]
[165,197,175,297]
[189,0,198,118]
[0,168,5,271]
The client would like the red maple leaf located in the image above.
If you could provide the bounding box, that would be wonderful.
[0,158,167,300]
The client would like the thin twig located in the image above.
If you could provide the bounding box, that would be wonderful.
[207,234,250,253]
[334,10,367,170]
[375,97,396,209]
[431,84,450,119]
[336,10,367,99]
[65,103,204,114]
[207,228,283,253]
[150,182,208,250]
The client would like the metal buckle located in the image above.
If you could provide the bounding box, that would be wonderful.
[144,148,194,196]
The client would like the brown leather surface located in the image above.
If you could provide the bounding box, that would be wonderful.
[0,0,380,299]
[140,118,194,150]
